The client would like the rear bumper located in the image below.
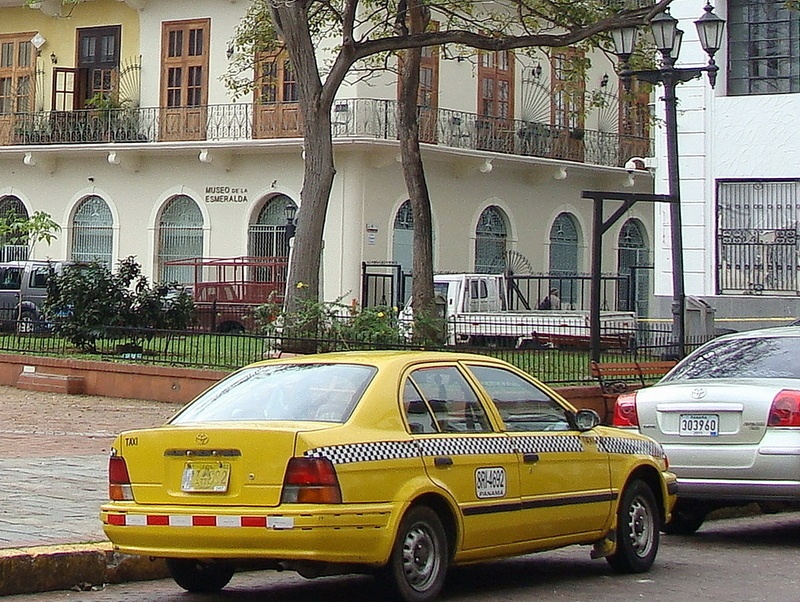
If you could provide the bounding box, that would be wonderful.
[676,477,800,501]
[101,502,396,565]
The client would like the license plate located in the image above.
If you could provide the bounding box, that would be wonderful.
[679,414,719,437]
[181,462,231,493]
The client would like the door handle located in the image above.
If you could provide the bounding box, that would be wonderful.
[434,456,453,467]
[523,453,540,464]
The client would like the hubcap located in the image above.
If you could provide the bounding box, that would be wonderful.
[401,523,439,592]
[627,495,654,557]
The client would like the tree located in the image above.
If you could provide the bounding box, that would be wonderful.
[0,210,60,257]
[228,0,673,320]
[44,256,194,352]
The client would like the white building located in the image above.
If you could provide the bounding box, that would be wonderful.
[0,0,656,323]
[653,0,800,329]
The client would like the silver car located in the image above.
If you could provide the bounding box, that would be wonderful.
[612,326,800,534]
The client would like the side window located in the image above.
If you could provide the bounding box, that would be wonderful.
[402,379,438,434]
[29,267,49,289]
[467,365,571,432]
[409,366,491,433]
[0,267,21,290]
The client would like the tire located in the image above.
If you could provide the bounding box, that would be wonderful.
[662,498,708,535]
[17,310,36,334]
[607,479,660,573]
[166,558,234,593]
[386,506,448,602]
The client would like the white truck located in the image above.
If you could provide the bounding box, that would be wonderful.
[404,273,637,349]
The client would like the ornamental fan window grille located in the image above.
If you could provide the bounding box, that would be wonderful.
[248,194,295,259]
[549,212,580,305]
[71,195,113,267]
[717,180,800,295]
[617,219,650,316]
[474,206,508,274]
[157,195,203,284]
[0,195,29,261]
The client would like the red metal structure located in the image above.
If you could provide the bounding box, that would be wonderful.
[165,256,288,332]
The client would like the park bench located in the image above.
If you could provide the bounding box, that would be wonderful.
[590,359,678,423]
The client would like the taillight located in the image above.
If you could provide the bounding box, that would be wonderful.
[281,457,342,504]
[108,453,133,501]
[612,391,640,428]
[768,390,800,427]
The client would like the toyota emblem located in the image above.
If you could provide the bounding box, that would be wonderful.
[690,388,707,400]
[195,433,209,445]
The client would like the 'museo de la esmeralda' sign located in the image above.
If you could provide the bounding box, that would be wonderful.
[205,186,249,203]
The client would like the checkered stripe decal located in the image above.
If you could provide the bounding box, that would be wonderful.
[304,441,418,464]
[598,436,665,458]
[416,436,514,456]
[511,434,584,454]
[305,434,586,465]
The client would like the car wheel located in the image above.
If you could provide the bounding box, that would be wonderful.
[662,498,708,535]
[386,505,448,602]
[607,479,659,573]
[166,558,234,593]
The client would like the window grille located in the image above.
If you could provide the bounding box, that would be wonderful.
[729,0,800,95]
[717,180,799,295]
[71,195,113,267]
[474,206,508,274]
[157,195,203,284]
[617,219,650,315]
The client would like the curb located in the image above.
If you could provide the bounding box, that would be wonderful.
[0,542,169,596]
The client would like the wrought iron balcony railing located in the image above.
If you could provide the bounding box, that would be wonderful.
[4,99,650,168]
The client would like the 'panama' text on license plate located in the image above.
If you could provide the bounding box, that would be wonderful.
[181,462,231,493]
[679,414,719,437]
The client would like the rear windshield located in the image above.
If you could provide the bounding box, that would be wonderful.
[663,336,800,381]
[171,363,377,424]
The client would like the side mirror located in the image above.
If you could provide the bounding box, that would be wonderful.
[574,409,601,432]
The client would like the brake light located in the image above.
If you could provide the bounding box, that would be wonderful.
[612,392,640,428]
[108,454,133,501]
[768,390,800,427]
[281,457,342,504]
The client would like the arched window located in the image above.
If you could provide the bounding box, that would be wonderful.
[548,212,580,306]
[248,194,297,258]
[617,219,650,316]
[157,195,203,284]
[474,206,508,273]
[392,200,414,275]
[0,195,29,261]
[71,195,113,267]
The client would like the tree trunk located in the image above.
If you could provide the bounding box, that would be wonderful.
[270,3,336,315]
[397,1,439,343]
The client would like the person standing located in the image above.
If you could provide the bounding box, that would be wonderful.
[538,287,561,310]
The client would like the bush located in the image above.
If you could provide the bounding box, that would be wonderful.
[44,256,194,352]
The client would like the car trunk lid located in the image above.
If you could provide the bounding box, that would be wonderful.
[116,423,331,507]
[635,380,785,447]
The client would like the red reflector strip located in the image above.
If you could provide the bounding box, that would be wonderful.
[241,516,267,528]
[105,514,290,528]
[147,515,169,526]
[192,515,217,527]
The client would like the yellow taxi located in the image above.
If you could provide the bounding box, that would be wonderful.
[101,351,676,601]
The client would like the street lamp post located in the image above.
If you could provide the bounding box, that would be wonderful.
[611,2,725,359]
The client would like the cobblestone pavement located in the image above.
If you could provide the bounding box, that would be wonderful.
[0,386,179,549]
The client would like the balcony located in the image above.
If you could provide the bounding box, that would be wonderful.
[1,98,650,169]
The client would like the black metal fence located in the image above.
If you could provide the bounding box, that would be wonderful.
[0,317,713,385]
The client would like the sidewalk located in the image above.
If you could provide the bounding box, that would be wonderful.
[0,386,179,595]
